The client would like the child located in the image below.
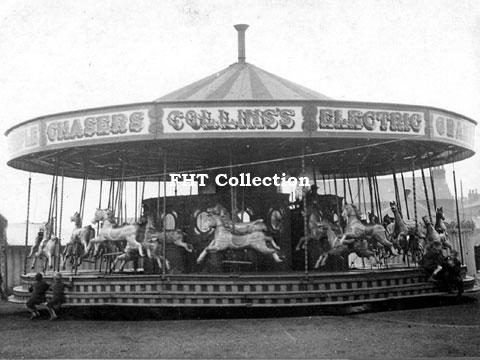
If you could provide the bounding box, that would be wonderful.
[26,273,49,319]
[46,272,73,320]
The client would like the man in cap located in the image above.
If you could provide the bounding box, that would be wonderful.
[26,273,49,319]
[46,272,73,320]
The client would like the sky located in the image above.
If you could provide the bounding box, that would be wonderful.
[0,0,479,230]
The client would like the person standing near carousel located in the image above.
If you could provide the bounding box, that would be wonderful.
[0,271,8,301]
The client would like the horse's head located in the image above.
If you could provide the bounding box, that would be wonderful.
[70,211,81,222]
[422,215,431,226]
[200,212,218,232]
[43,219,53,232]
[342,203,360,220]
[436,207,445,220]
[92,208,113,223]
[390,201,398,212]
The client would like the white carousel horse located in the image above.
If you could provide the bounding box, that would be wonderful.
[338,203,397,265]
[62,212,96,270]
[28,221,52,259]
[31,236,60,272]
[434,207,448,237]
[110,214,192,273]
[208,204,268,235]
[86,209,145,257]
[196,205,283,264]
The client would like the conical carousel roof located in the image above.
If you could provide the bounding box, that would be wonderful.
[155,62,331,102]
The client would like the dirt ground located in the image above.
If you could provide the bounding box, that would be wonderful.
[1,293,480,359]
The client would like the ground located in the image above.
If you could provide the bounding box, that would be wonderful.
[1,293,480,359]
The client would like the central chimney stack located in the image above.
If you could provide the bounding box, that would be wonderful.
[234,24,249,63]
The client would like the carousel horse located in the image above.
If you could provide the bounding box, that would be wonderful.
[28,225,45,259]
[295,206,346,268]
[31,235,60,272]
[389,201,422,260]
[111,214,191,273]
[62,212,96,270]
[143,214,193,253]
[110,242,171,273]
[434,207,448,236]
[86,209,145,257]
[296,218,347,268]
[208,204,268,235]
[339,203,397,263]
[196,205,283,263]
[422,215,452,256]
[28,221,53,259]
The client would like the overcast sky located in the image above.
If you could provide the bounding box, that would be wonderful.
[0,0,479,225]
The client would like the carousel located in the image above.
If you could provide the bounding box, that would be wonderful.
[5,25,478,315]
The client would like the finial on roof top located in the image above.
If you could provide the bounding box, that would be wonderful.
[234,24,249,63]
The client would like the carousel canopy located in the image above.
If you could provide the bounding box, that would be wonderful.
[4,25,477,181]
[156,62,331,102]
[157,24,330,102]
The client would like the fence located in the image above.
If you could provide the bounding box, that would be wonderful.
[448,229,477,278]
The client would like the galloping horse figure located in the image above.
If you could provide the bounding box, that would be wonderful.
[196,204,283,264]
[86,209,145,257]
[28,221,52,259]
[297,219,347,268]
[435,207,448,237]
[339,203,397,263]
[422,215,452,256]
[62,212,95,270]
[31,236,60,272]
[111,243,170,273]
[209,203,268,235]
[143,214,193,253]
[295,206,346,268]
[389,201,421,260]
[110,214,192,273]
[30,219,58,271]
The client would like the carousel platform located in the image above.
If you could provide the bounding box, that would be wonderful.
[9,268,477,314]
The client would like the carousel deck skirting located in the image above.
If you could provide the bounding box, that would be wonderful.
[9,268,476,310]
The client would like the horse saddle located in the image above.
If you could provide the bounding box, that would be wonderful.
[231,234,248,247]
[227,219,267,235]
